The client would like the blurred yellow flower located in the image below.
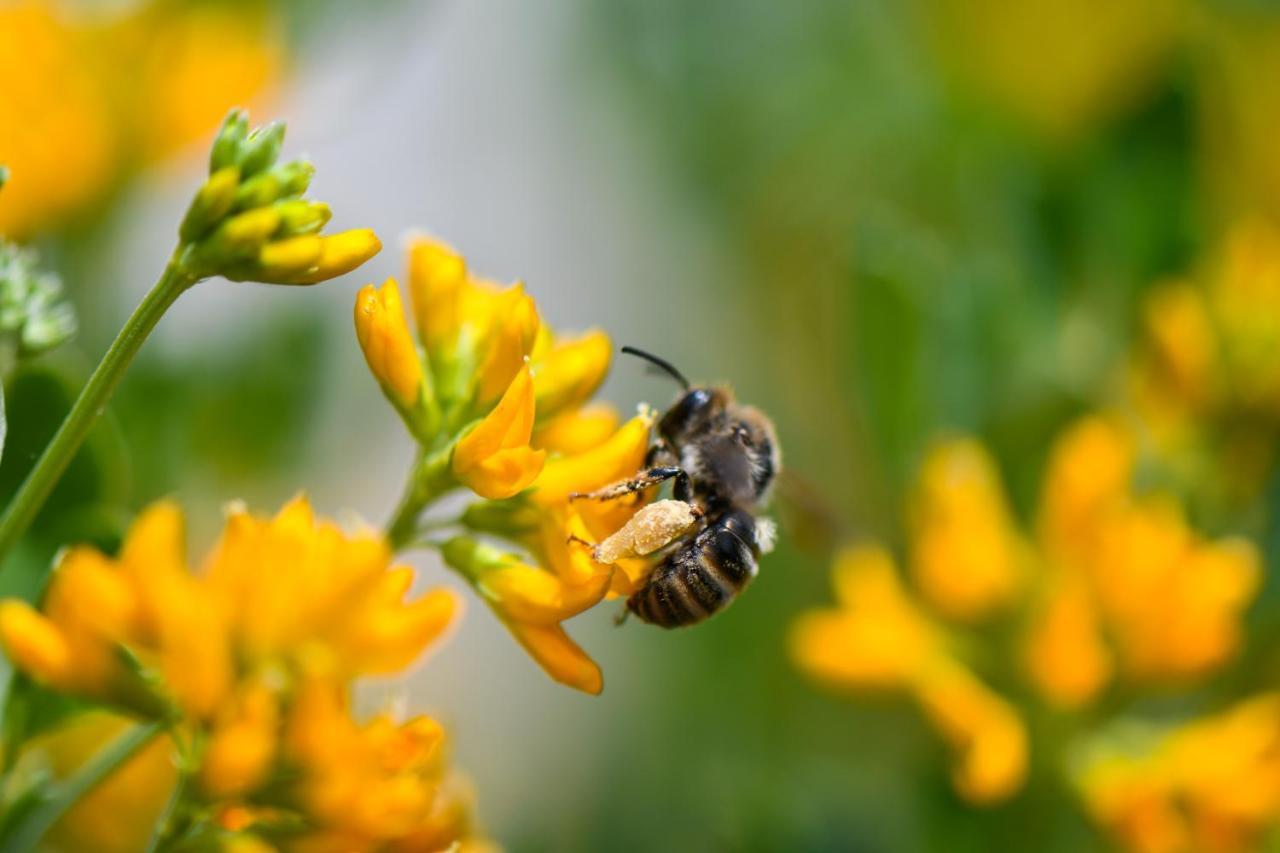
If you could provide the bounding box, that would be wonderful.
[1079,695,1280,853]
[790,545,1028,804]
[908,439,1025,621]
[0,496,484,849]
[0,0,282,239]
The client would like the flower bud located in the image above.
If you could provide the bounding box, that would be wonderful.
[355,278,426,410]
[281,229,382,285]
[237,120,286,178]
[277,200,331,236]
[258,236,324,279]
[209,109,250,174]
[179,166,240,243]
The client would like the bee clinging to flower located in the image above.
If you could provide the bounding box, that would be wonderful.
[573,346,780,628]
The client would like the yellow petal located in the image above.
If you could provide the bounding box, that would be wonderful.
[259,234,324,278]
[533,403,621,455]
[0,600,72,688]
[1022,572,1112,710]
[478,563,610,625]
[909,439,1023,621]
[288,228,382,284]
[355,277,426,408]
[532,330,612,420]
[454,366,546,499]
[531,410,654,505]
[474,284,541,406]
[200,683,279,798]
[407,236,467,356]
[507,620,603,695]
[336,581,460,675]
[914,663,1028,805]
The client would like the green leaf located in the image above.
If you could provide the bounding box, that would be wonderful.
[0,378,6,466]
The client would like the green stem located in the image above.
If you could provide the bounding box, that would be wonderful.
[0,255,195,566]
[5,721,165,852]
[386,447,458,551]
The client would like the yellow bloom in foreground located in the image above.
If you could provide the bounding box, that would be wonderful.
[355,277,426,410]
[0,497,482,849]
[452,365,547,499]
[1079,694,1280,853]
[908,439,1024,621]
[790,546,1028,804]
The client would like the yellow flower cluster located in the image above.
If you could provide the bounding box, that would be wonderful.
[1077,694,1280,853]
[791,415,1259,807]
[0,497,485,852]
[355,237,655,693]
[1129,219,1280,504]
[0,0,281,239]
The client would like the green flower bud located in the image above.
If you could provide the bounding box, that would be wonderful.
[276,199,332,236]
[237,120,286,178]
[178,166,240,243]
[274,160,315,197]
[0,241,76,360]
[233,170,281,212]
[209,109,249,174]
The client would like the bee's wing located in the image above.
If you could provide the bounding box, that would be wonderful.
[771,469,850,558]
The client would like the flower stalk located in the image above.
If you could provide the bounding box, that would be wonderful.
[0,255,194,565]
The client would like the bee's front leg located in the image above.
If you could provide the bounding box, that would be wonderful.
[569,466,691,503]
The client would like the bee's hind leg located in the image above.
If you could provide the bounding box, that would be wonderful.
[569,466,691,503]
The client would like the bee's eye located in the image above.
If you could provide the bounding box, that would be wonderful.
[733,425,752,446]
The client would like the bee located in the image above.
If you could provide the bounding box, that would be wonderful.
[570,346,780,628]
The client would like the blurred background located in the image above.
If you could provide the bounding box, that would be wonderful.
[6,0,1280,849]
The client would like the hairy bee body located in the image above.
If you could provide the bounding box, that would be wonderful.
[628,509,761,627]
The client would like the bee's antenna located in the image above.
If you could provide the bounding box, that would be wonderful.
[620,346,691,390]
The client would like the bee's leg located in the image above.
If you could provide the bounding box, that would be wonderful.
[569,466,690,503]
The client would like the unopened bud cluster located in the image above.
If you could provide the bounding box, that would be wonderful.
[178,110,380,285]
[0,241,76,365]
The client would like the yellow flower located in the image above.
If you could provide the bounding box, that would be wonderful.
[0,0,283,239]
[0,496,482,849]
[406,236,468,364]
[790,545,942,689]
[1036,414,1134,566]
[355,277,427,410]
[441,529,609,694]
[284,677,475,848]
[127,3,282,163]
[0,1,116,238]
[205,495,459,677]
[1089,499,1259,682]
[908,439,1024,621]
[452,365,547,500]
[474,284,540,407]
[1079,695,1280,853]
[790,545,1028,804]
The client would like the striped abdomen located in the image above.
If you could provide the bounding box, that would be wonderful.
[627,509,759,628]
